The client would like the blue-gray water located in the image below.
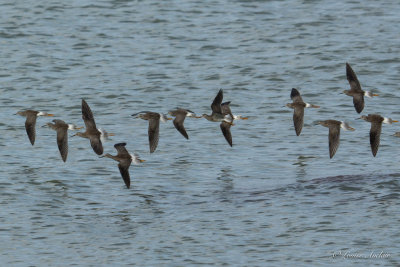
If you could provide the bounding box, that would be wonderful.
[1,0,400,266]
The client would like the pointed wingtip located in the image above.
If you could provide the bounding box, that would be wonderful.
[290,88,300,98]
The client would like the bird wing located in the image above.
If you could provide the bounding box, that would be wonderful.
[346,63,362,92]
[25,113,38,145]
[221,101,234,123]
[56,126,69,162]
[173,111,189,139]
[293,105,304,136]
[118,161,131,189]
[81,99,98,130]
[89,136,103,155]
[369,121,382,157]
[114,143,131,157]
[352,93,365,114]
[148,118,160,153]
[211,89,223,114]
[220,121,233,147]
[290,88,304,103]
[328,124,341,158]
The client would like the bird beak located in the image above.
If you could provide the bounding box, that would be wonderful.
[349,127,356,131]
[392,120,399,123]
[373,93,379,96]
[108,133,115,136]
[46,114,54,117]
[139,159,146,163]
[240,117,249,120]
[167,118,172,120]
[195,116,202,118]
[75,126,84,130]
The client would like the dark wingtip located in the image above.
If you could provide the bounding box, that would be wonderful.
[290,88,300,98]
[115,142,127,148]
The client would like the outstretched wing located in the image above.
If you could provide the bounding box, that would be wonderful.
[114,143,130,157]
[220,122,233,147]
[293,106,304,136]
[352,94,364,114]
[369,122,382,157]
[118,161,131,189]
[290,88,304,103]
[56,127,69,162]
[328,124,341,158]
[81,99,98,130]
[346,63,362,92]
[89,136,103,155]
[211,89,223,114]
[173,111,189,139]
[25,114,37,145]
[148,118,160,153]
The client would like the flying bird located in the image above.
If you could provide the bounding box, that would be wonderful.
[201,89,236,147]
[72,99,104,155]
[168,108,200,139]
[101,143,145,188]
[318,120,355,158]
[343,62,378,113]
[286,88,319,136]
[359,114,398,157]
[132,111,171,153]
[16,110,54,145]
[44,119,82,162]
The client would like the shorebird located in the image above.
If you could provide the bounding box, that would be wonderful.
[44,119,82,162]
[318,120,355,158]
[131,111,171,153]
[100,143,145,188]
[168,109,200,139]
[201,89,236,147]
[344,62,378,113]
[359,114,398,157]
[16,110,54,145]
[286,88,319,136]
[72,99,104,155]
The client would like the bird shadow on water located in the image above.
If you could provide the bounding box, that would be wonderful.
[292,155,316,180]
[214,168,235,203]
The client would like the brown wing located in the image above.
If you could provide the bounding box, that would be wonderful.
[346,63,362,92]
[290,88,304,103]
[173,111,189,139]
[81,99,98,130]
[114,143,131,157]
[352,93,364,114]
[56,127,68,162]
[369,121,382,157]
[25,113,38,145]
[221,102,234,124]
[220,122,232,147]
[293,105,304,136]
[211,89,223,114]
[118,161,132,189]
[89,136,103,155]
[328,124,341,158]
[148,118,160,153]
